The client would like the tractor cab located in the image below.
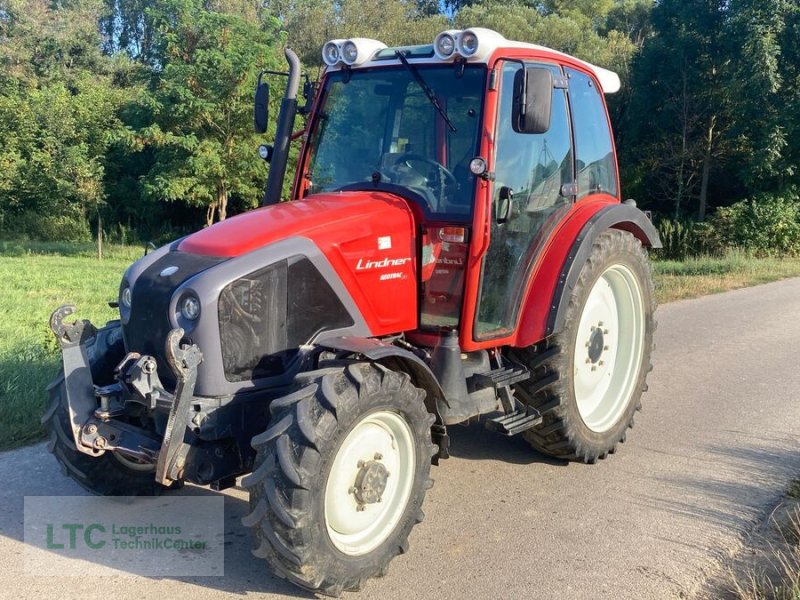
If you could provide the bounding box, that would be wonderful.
[279,29,623,346]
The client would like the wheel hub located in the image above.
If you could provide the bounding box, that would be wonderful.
[587,326,606,363]
[352,455,390,508]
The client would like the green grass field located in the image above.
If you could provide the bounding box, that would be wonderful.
[0,241,142,450]
[2,241,800,452]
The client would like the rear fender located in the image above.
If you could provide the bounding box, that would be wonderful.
[516,204,660,347]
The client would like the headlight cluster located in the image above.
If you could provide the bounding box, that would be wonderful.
[180,295,201,321]
[322,38,387,67]
[120,285,132,309]
[433,28,504,62]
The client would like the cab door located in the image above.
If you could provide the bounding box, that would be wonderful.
[474,61,575,340]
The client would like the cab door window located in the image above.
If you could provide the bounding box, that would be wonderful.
[475,61,573,339]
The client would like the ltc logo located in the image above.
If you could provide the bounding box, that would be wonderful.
[46,523,106,549]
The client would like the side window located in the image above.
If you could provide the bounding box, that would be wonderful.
[494,62,573,216]
[566,68,618,199]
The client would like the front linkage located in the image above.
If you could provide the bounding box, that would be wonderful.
[48,304,204,488]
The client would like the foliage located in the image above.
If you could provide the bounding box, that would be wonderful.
[0,0,133,233]
[654,218,702,261]
[709,189,800,257]
[130,1,286,224]
[623,0,800,221]
[1,0,800,247]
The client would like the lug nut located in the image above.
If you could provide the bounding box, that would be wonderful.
[603,329,609,335]
[604,345,609,351]
[591,366,597,372]
[348,486,357,495]
[599,360,604,366]
[356,504,366,512]
[357,460,365,468]
[374,453,383,461]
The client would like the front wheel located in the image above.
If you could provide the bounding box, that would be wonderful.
[242,363,435,596]
[511,229,656,463]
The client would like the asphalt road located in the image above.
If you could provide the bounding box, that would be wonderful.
[3,278,800,599]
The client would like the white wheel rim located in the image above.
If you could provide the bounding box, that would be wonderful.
[572,264,645,433]
[324,410,416,556]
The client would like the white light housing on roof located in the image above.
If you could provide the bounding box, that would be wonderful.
[322,39,345,66]
[433,30,461,60]
[457,27,507,62]
[340,38,387,66]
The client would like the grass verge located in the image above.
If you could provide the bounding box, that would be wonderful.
[654,251,800,304]
[1,243,800,452]
[0,241,141,451]
[718,481,800,600]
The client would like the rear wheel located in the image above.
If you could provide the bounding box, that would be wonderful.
[510,229,656,463]
[242,363,435,596]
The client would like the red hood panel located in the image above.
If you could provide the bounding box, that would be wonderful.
[178,191,419,336]
[179,192,412,257]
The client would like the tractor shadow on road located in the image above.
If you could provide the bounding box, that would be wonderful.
[0,443,314,598]
[629,433,800,555]
[443,418,569,466]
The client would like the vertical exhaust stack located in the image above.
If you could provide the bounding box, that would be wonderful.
[262,48,301,206]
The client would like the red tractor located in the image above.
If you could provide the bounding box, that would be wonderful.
[46,28,658,595]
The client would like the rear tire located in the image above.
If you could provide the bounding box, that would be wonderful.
[42,371,169,496]
[242,363,435,596]
[510,229,656,463]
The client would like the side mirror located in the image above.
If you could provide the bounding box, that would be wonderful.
[513,67,553,134]
[254,78,269,134]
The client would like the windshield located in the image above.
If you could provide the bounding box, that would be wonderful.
[305,64,486,220]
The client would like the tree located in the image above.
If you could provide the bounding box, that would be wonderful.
[0,0,132,236]
[134,1,285,225]
[725,0,791,193]
[265,0,448,67]
[624,0,731,220]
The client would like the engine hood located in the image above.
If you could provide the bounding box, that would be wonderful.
[178,191,415,258]
[178,190,419,338]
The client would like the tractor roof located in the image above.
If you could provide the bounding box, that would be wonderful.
[322,28,621,94]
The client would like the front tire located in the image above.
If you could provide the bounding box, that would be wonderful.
[510,229,656,463]
[242,363,435,596]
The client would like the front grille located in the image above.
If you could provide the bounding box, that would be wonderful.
[124,251,225,389]
[219,256,353,382]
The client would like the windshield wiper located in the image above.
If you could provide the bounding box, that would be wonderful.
[395,51,457,133]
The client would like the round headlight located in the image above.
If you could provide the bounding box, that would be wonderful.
[469,157,488,176]
[180,295,201,321]
[342,41,359,65]
[459,31,479,56]
[121,286,132,308]
[322,41,341,66]
[435,34,455,58]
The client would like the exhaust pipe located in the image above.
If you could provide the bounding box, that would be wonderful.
[262,48,301,206]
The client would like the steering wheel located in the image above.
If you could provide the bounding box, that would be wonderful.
[392,153,458,188]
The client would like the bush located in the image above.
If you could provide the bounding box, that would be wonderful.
[710,189,800,257]
[0,210,91,243]
[654,218,708,260]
